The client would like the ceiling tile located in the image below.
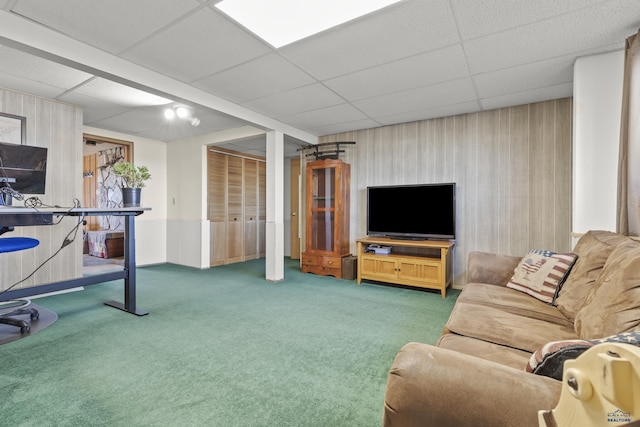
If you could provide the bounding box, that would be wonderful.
[464,0,640,74]
[193,53,315,103]
[280,0,460,80]
[452,0,606,40]
[0,71,68,99]
[353,78,477,118]
[479,82,573,111]
[11,0,202,54]
[91,107,162,136]
[57,91,132,123]
[280,103,368,130]
[121,8,271,83]
[324,44,469,101]
[474,55,575,99]
[141,116,246,142]
[310,118,382,136]
[375,101,481,126]
[0,46,92,89]
[243,83,344,118]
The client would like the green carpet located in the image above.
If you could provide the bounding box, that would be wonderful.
[1,258,459,427]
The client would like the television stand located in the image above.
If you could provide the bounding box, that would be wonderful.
[356,236,454,298]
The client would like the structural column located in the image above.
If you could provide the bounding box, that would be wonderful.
[265,130,284,281]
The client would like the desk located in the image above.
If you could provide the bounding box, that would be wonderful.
[0,207,150,316]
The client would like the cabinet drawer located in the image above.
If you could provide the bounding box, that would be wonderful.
[302,253,343,268]
[301,253,321,266]
[321,256,342,268]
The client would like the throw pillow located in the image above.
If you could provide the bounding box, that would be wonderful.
[526,331,640,380]
[526,339,593,380]
[507,250,578,304]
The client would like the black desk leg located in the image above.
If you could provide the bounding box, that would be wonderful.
[104,214,149,316]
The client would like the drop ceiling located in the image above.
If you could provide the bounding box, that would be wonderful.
[0,0,638,158]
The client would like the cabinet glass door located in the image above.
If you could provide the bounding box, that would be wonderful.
[310,166,336,251]
[311,167,335,208]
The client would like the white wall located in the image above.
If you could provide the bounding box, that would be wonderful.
[573,50,625,238]
[83,126,168,266]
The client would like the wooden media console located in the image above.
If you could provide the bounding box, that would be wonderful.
[356,237,454,298]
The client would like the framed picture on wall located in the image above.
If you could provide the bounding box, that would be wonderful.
[0,112,26,145]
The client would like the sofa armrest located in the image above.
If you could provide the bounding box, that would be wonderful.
[466,251,521,286]
[383,342,561,427]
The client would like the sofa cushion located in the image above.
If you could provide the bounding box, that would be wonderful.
[437,333,531,370]
[526,331,640,380]
[574,238,640,339]
[445,301,578,353]
[555,230,629,321]
[506,250,577,304]
[457,283,570,325]
[466,251,522,287]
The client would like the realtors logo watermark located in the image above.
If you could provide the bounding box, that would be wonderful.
[607,409,631,423]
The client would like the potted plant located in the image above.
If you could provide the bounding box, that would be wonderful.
[112,161,151,207]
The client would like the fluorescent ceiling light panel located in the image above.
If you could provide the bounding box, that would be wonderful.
[76,78,172,107]
[216,0,401,48]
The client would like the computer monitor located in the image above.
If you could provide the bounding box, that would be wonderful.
[0,142,47,204]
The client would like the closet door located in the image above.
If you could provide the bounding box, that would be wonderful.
[208,148,266,266]
[243,159,258,260]
[208,151,227,266]
[226,155,244,263]
[258,161,266,258]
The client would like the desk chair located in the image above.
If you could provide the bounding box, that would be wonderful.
[0,234,40,334]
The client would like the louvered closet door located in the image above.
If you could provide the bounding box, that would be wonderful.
[243,159,258,260]
[226,155,244,263]
[258,161,266,258]
[208,151,227,266]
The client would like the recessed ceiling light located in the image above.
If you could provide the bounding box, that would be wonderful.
[215,0,401,48]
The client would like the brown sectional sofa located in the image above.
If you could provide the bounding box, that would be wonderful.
[383,230,640,427]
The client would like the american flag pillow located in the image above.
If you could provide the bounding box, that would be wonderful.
[507,249,578,304]
[526,331,640,380]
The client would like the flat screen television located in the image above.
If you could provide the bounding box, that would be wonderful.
[366,183,456,240]
[0,141,48,196]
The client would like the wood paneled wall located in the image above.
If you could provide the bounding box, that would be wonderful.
[319,98,573,287]
[0,87,83,292]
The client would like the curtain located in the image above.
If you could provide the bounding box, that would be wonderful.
[617,29,640,236]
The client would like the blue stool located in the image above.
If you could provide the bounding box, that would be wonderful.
[0,237,40,334]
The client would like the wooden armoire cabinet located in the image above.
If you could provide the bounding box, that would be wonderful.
[208,148,266,266]
[301,159,351,278]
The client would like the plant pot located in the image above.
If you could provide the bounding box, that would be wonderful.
[122,187,141,208]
